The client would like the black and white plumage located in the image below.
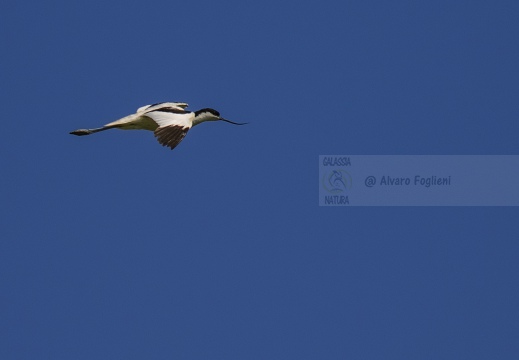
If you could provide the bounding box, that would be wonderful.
[70,102,246,150]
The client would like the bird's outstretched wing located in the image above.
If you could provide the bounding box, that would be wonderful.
[136,102,188,114]
[154,125,190,150]
[144,109,194,150]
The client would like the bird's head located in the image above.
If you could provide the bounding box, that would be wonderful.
[193,108,247,126]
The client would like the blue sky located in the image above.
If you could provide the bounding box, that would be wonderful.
[1,0,519,359]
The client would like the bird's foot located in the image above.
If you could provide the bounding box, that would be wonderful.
[70,129,92,136]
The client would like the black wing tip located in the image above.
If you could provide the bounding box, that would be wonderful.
[154,125,190,150]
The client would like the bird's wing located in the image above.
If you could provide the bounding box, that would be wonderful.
[154,125,190,150]
[144,108,193,128]
[144,109,194,150]
[136,102,189,114]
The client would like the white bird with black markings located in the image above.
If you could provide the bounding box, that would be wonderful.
[70,102,246,150]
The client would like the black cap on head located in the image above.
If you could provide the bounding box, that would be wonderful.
[195,108,220,117]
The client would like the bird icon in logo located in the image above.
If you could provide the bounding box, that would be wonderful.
[323,170,350,193]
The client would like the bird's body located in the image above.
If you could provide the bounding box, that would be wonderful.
[70,102,246,150]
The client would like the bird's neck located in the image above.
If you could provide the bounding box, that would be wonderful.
[192,112,215,126]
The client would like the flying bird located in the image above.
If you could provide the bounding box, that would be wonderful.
[70,102,246,150]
